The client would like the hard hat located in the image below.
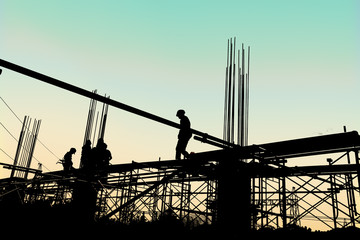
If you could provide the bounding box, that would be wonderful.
[176,109,185,117]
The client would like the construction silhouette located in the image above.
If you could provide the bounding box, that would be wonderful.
[175,109,192,160]
[0,39,359,236]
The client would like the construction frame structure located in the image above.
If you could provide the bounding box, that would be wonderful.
[249,131,360,230]
[0,59,359,233]
[2,131,360,232]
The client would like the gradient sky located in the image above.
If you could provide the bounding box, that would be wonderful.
[0,0,359,231]
[1,2,359,226]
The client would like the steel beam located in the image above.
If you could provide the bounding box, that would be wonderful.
[0,59,232,148]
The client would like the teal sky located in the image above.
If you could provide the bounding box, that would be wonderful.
[1,0,359,175]
[0,0,359,231]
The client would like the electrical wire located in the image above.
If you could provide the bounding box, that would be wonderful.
[0,121,51,172]
[0,96,55,172]
[0,147,14,161]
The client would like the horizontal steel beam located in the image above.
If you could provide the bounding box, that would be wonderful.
[0,162,42,174]
[0,59,232,147]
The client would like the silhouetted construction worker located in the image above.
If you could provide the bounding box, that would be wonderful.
[90,138,104,169]
[62,148,76,172]
[97,142,112,168]
[102,143,112,166]
[80,140,92,169]
[175,109,192,160]
[96,141,112,183]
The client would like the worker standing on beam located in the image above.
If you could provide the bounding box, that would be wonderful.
[175,109,192,160]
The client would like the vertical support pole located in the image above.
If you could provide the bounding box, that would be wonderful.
[152,158,161,221]
[264,178,269,227]
[343,126,356,227]
[355,150,360,198]
[186,182,191,225]
[259,177,263,228]
[169,189,173,210]
[206,179,214,224]
[328,158,337,229]
[237,49,241,145]
[180,176,184,220]
[281,162,287,228]
[217,159,251,234]
[251,177,257,229]
[161,182,167,216]
[72,181,98,224]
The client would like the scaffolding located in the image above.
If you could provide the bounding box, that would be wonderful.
[15,158,218,228]
[2,131,356,231]
[249,131,360,230]
[0,58,359,232]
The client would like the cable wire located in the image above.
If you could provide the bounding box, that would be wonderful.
[0,96,55,171]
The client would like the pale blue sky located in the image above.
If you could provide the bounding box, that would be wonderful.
[1,0,359,176]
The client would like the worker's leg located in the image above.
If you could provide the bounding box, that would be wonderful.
[176,139,186,160]
[176,138,190,159]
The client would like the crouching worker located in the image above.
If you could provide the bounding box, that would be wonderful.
[60,147,76,172]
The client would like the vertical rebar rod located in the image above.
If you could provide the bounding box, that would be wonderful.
[223,40,229,142]
[227,39,233,143]
[237,49,241,145]
[245,46,250,146]
[92,112,99,145]
[84,90,97,145]
[11,116,28,178]
[24,119,41,179]
[240,44,245,146]
[223,39,250,146]
[99,96,109,140]
[19,118,32,178]
[231,38,236,143]
[98,94,106,139]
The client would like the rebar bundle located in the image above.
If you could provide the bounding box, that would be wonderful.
[223,38,250,146]
[11,116,41,179]
[80,90,110,168]
[82,90,109,145]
